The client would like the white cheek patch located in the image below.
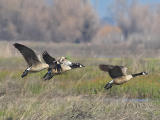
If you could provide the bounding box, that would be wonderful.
[143,72,147,75]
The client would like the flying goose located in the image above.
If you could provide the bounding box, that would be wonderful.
[13,43,49,78]
[99,64,148,89]
[42,51,85,80]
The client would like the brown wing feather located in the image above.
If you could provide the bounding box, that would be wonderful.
[13,43,40,66]
[99,64,114,72]
[42,51,56,65]
[42,51,62,74]
[99,64,127,79]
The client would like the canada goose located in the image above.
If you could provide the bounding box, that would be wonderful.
[13,43,49,78]
[42,51,85,80]
[99,64,148,89]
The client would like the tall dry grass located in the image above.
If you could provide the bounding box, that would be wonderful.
[0,57,160,119]
[1,42,160,119]
[1,41,160,59]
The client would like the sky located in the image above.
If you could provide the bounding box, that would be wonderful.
[47,0,160,22]
[90,0,112,19]
[91,0,160,19]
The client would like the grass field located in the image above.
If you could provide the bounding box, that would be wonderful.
[0,57,160,120]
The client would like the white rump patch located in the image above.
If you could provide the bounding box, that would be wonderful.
[27,67,32,71]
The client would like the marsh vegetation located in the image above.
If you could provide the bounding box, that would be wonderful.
[0,56,160,120]
[0,0,160,119]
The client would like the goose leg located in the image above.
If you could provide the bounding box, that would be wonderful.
[43,71,54,80]
[21,67,31,78]
[104,80,113,90]
[21,70,29,78]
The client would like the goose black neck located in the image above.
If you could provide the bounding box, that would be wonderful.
[132,72,143,77]
[70,63,84,69]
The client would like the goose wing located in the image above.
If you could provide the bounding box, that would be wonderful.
[42,51,62,73]
[42,51,56,65]
[99,64,127,79]
[13,43,41,66]
[99,64,114,72]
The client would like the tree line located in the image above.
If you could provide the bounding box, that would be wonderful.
[0,0,99,43]
[1,0,160,47]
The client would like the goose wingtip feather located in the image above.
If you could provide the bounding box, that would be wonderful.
[13,43,19,47]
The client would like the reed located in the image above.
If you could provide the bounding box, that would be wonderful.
[0,57,160,119]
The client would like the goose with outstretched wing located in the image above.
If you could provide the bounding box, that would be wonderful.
[13,43,49,78]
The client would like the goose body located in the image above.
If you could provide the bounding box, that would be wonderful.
[99,64,148,89]
[13,43,49,77]
[112,75,133,85]
[60,64,72,71]
[42,51,85,80]
[30,63,49,72]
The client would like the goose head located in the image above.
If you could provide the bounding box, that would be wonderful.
[70,63,85,69]
[142,72,148,75]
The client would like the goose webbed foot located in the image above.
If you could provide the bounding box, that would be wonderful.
[21,69,29,78]
[43,71,54,80]
[104,83,113,90]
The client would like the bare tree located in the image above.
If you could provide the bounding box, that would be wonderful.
[0,0,99,43]
[49,0,99,43]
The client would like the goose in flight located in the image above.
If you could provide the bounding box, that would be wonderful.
[99,64,148,89]
[42,51,85,80]
[13,43,49,78]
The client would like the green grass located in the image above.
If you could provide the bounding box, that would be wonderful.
[1,57,160,119]
[0,57,160,98]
